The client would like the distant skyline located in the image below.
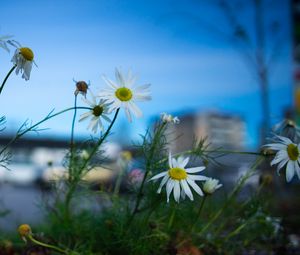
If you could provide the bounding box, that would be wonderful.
[0,0,293,148]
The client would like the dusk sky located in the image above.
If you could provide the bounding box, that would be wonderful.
[0,0,293,148]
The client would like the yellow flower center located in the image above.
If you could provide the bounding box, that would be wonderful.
[19,47,34,61]
[115,87,132,101]
[168,167,187,180]
[287,143,299,161]
[93,105,103,117]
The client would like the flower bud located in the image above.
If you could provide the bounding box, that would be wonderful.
[203,178,222,195]
[161,112,180,124]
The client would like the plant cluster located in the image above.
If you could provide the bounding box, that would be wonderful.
[0,34,298,255]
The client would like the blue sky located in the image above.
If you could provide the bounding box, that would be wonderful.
[0,0,293,148]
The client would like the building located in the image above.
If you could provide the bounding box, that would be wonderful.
[166,111,246,153]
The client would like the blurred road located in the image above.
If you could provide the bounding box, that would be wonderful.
[0,183,47,231]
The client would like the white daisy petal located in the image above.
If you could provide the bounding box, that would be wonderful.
[181,189,186,200]
[125,107,132,122]
[115,68,125,86]
[157,175,169,193]
[81,98,94,107]
[101,114,111,123]
[188,175,209,181]
[186,177,204,196]
[79,111,92,122]
[275,135,293,145]
[186,166,206,173]
[286,160,295,182]
[264,143,287,151]
[102,75,119,89]
[180,179,193,201]
[166,180,175,203]
[295,161,300,180]
[173,181,181,203]
[149,171,167,181]
[168,152,173,168]
[134,93,152,101]
[179,157,189,168]
[277,158,289,175]
[172,158,177,168]
[128,102,143,118]
[134,83,151,92]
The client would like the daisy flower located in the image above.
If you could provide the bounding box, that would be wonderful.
[202,178,222,195]
[99,68,151,122]
[79,90,111,133]
[149,152,208,203]
[10,40,36,81]
[264,135,300,182]
[161,112,180,124]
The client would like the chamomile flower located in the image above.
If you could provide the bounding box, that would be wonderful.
[99,68,151,122]
[203,178,222,195]
[79,90,111,133]
[10,40,36,81]
[264,135,300,182]
[161,112,180,124]
[149,152,208,203]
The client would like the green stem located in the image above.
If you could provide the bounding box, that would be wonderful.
[192,196,207,231]
[28,235,68,254]
[0,65,16,95]
[157,149,267,166]
[70,96,78,155]
[168,205,177,230]
[80,108,120,172]
[199,156,264,234]
[214,180,266,236]
[69,95,78,178]
[113,161,128,196]
[224,221,249,241]
[0,106,91,156]
[64,108,120,220]
[127,122,167,225]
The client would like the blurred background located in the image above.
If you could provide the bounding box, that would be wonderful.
[0,0,298,233]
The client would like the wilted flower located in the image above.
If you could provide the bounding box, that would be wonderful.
[18,224,32,242]
[161,112,180,124]
[149,152,208,203]
[99,68,151,122]
[202,178,222,195]
[272,119,300,142]
[264,135,300,182]
[79,90,111,133]
[10,40,36,81]
[74,80,89,97]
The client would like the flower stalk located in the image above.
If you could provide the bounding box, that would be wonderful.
[0,65,16,95]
